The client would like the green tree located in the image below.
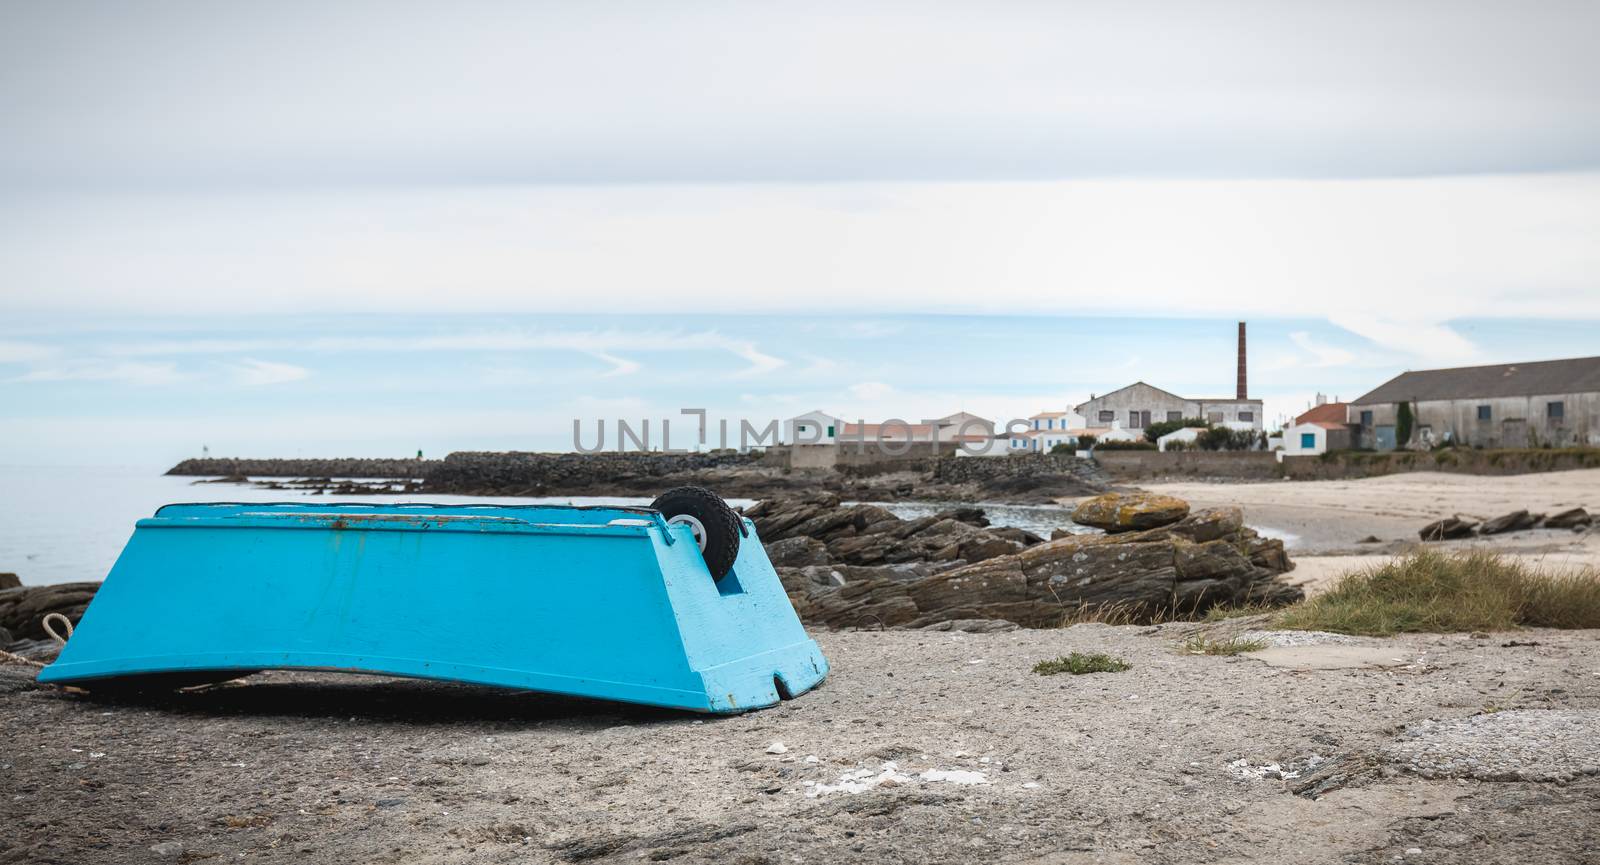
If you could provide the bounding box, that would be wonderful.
[1396,401,1414,447]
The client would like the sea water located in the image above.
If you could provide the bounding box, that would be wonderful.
[0,465,1089,586]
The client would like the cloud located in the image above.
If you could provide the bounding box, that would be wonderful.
[1288,331,1357,368]
[0,340,59,364]
[96,328,787,378]
[586,351,641,377]
[1326,315,1478,366]
[9,360,185,386]
[848,381,894,400]
[4,3,1598,186]
[15,175,1592,345]
[227,358,310,386]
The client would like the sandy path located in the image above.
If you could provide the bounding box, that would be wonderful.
[1144,469,1600,550]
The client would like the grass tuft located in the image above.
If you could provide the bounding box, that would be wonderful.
[1180,634,1268,656]
[1033,652,1131,675]
[1201,602,1276,622]
[1275,550,1600,636]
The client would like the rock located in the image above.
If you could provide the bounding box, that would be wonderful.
[1049,528,1074,540]
[0,582,99,641]
[1358,535,1382,544]
[989,526,1045,545]
[1070,492,1190,533]
[1544,508,1592,529]
[788,506,1299,629]
[1479,509,1537,535]
[150,841,186,858]
[1419,516,1476,541]
[1165,507,1243,543]
[0,573,20,590]
[763,537,830,567]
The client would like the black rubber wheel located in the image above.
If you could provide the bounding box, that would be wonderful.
[651,486,741,580]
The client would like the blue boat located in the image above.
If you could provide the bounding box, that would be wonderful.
[38,488,828,713]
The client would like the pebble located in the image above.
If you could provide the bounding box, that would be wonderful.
[150,841,185,858]
[766,742,789,755]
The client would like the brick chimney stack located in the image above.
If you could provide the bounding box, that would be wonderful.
[1236,322,1248,400]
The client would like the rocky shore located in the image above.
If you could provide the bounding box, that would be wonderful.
[751,491,1300,630]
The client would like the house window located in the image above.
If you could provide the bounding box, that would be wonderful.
[1167,411,1182,422]
[1098,410,1114,423]
[1359,410,1373,426]
[1301,433,1316,449]
[1548,401,1564,420]
[1129,411,1140,428]
[826,425,834,437]
[1207,412,1223,423]
[1238,411,1254,422]
[1476,405,1490,421]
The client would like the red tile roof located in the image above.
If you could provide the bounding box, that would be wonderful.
[1295,402,1348,425]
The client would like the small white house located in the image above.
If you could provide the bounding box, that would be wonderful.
[787,410,842,445]
[1280,421,1351,458]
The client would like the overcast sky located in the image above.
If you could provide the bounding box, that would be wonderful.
[2,2,1597,464]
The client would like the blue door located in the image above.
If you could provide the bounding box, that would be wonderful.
[1375,425,1396,450]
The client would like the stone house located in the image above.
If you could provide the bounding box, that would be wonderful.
[1348,356,1600,450]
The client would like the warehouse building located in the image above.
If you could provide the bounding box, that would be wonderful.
[1348,356,1600,450]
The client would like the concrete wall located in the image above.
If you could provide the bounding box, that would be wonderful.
[786,444,838,470]
[1283,447,1600,479]
[833,441,957,476]
[1090,450,1281,480]
[1351,391,1600,450]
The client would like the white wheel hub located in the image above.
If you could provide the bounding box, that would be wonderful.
[667,513,708,551]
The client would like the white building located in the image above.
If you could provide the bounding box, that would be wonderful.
[787,410,842,445]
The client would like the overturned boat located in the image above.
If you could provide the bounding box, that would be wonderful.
[38,487,828,713]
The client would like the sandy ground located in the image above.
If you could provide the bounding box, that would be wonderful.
[5,624,1599,865]
[1137,469,1600,596]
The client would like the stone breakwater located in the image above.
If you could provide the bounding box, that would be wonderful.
[424,450,769,496]
[167,458,439,478]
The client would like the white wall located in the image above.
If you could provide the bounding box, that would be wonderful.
[1281,422,1327,457]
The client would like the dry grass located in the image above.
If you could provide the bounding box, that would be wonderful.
[1201,602,1277,622]
[1033,652,1132,675]
[1275,550,1600,637]
[1179,634,1268,656]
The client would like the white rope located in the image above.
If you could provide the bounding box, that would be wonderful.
[42,612,74,644]
[0,649,45,668]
